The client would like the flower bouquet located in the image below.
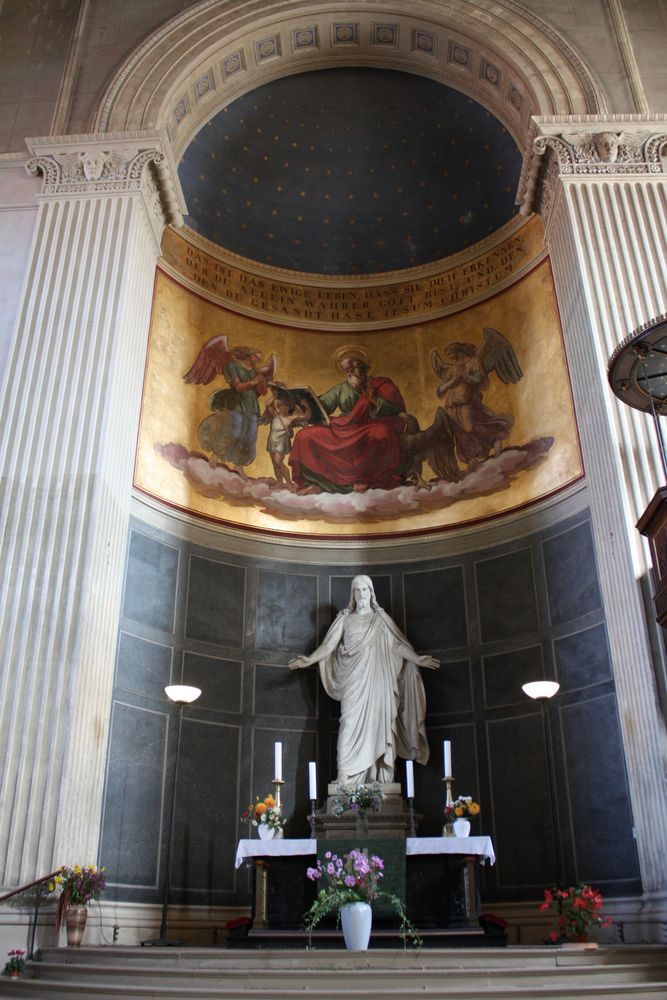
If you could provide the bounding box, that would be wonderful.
[4,949,25,977]
[331,781,384,832]
[54,864,107,933]
[241,793,283,835]
[303,849,420,949]
[443,795,481,824]
[540,884,612,942]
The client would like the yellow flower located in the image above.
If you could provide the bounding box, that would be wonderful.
[454,806,464,817]
[48,883,55,892]
[255,802,267,816]
[54,876,62,884]
[264,795,276,808]
[469,802,480,815]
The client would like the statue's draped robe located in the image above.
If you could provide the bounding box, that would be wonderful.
[318,608,429,782]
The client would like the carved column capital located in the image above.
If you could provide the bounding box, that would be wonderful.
[24,131,186,239]
[518,116,667,223]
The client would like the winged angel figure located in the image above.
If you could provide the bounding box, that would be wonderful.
[430,327,523,473]
[183,335,277,477]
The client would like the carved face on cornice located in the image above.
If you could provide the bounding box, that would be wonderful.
[82,150,106,181]
[593,131,620,163]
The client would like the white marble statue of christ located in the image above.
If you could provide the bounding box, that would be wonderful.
[289,575,439,785]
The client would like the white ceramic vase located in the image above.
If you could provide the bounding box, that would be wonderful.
[257,822,274,840]
[340,901,372,951]
[453,818,471,837]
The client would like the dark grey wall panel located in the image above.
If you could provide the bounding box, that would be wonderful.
[543,521,602,625]
[172,719,240,893]
[122,531,179,632]
[254,662,317,718]
[482,645,545,709]
[116,632,173,697]
[554,624,612,691]
[561,696,637,885]
[423,659,472,715]
[487,714,552,888]
[182,652,243,714]
[256,571,318,652]
[186,556,245,646]
[404,567,467,650]
[476,548,539,642]
[100,702,167,886]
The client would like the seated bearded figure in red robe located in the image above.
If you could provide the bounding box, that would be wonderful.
[289,348,407,493]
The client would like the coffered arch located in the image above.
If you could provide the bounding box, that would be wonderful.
[95,0,606,160]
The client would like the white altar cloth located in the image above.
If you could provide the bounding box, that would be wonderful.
[235,836,495,868]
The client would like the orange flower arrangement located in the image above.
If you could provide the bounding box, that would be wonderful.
[241,793,282,832]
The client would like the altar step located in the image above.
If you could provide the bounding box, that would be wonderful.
[0,946,667,999]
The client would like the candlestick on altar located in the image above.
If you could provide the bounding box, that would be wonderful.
[442,775,455,837]
[272,777,284,811]
[308,798,317,837]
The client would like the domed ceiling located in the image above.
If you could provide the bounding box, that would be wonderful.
[178,68,523,275]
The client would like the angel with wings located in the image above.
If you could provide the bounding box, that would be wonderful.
[183,335,277,477]
[431,327,523,472]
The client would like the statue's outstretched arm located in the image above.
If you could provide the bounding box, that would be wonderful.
[288,615,344,670]
[396,640,439,670]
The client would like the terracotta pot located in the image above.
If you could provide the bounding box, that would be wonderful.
[65,904,88,946]
[8,970,20,978]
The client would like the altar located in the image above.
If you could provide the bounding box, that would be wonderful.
[235,836,498,946]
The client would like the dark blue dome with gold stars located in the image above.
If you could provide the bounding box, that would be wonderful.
[178,68,522,276]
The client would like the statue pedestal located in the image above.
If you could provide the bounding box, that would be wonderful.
[313,783,418,839]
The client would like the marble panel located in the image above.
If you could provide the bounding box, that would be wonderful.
[487,713,552,887]
[476,548,538,642]
[100,702,167,886]
[404,566,467,650]
[254,662,317,718]
[423,659,472,715]
[543,521,602,626]
[482,644,545,708]
[256,570,317,652]
[185,556,245,646]
[122,530,179,633]
[171,718,240,892]
[554,624,612,691]
[182,651,243,714]
[116,632,172,697]
[561,696,639,883]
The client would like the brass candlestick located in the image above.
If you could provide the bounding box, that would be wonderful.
[272,778,284,838]
[443,775,455,837]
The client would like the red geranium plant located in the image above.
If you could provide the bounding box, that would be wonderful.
[540,883,612,941]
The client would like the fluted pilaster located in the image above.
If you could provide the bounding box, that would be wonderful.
[0,132,185,885]
[528,117,667,893]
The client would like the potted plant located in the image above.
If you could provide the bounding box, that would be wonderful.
[304,848,420,951]
[540,884,612,943]
[444,795,480,836]
[3,950,25,978]
[241,793,283,840]
[55,864,107,946]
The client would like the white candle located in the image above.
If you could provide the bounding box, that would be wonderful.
[308,761,317,801]
[443,740,452,777]
[274,741,282,781]
[405,760,415,799]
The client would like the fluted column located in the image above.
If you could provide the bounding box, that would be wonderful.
[0,133,184,885]
[522,117,667,894]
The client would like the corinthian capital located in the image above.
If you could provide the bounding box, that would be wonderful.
[24,131,185,229]
[518,116,667,219]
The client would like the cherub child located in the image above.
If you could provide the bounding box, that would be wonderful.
[260,388,311,489]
